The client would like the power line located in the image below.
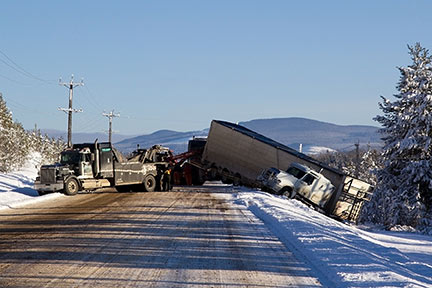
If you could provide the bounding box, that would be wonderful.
[73,86,106,132]
[3,96,57,117]
[0,49,55,84]
[74,115,104,133]
[82,85,104,112]
[0,73,32,86]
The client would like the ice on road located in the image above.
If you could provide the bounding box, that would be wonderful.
[0,186,321,288]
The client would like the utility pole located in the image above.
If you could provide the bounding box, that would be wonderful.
[58,75,84,148]
[354,141,360,178]
[102,110,120,143]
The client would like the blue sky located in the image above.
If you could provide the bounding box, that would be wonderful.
[1,0,431,135]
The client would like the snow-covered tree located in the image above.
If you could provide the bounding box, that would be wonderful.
[314,147,381,185]
[359,148,382,186]
[29,129,65,165]
[362,43,432,233]
[0,93,30,172]
[0,93,65,172]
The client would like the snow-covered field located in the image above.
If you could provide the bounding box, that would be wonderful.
[1,162,432,287]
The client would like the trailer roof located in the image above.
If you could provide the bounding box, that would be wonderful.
[213,120,344,176]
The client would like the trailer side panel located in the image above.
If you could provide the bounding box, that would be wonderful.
[203,120,351,214]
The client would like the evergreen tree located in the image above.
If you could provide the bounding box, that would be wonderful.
[0,93,65,172]
[362,43,432,233]
[314,147,381,185]
[359,148,382,186]
[0,93,28,172]
[28,129,64,165]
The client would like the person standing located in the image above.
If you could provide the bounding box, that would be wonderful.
[162,168,172,191]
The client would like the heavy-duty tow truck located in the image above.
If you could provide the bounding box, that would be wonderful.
[34,141,172,195]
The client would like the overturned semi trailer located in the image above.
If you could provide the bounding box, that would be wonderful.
[201,120,373,222]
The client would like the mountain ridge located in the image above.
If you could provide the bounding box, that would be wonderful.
[238,117,381,151]
[41,118,381,154]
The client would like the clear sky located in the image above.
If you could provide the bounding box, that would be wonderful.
[1,0,431,135]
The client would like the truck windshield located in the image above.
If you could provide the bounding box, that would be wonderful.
[60,152,80,165]
[286,166,306,179]
[302,174,316,185]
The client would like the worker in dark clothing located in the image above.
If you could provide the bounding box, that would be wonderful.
[183,163,193,186]
[162,168,172,191]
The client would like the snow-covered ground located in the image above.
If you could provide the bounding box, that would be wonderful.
[217,187,432,288]
[1,162,431,287]
[304,145,337,155]
[0,154,61,210]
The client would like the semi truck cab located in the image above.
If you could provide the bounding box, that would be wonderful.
[60,148,93,178]
[258,163,335,207]
[34,144,112,196]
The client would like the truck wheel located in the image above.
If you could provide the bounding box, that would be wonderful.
[37,190,46,196]
[280,187,295,199]
[64,177,79,196]
[144,174,156,192]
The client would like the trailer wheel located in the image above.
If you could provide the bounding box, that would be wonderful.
[209,166,218,180]
[64,177,79,196]
[221,169,232,184]
[233,173,242,186]
[144,174,156,192]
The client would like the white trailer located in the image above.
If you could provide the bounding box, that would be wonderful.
[201,120,373,221]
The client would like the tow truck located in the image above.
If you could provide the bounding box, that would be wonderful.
[34,141,171,195]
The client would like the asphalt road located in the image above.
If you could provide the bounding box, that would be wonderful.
[0,186,322,288]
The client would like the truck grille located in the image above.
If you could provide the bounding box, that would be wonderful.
[263,168,280,180]
[263,170,272,180]
[40,168,56,184]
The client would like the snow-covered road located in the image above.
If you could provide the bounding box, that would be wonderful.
[0,186,321,288]
[1,159,432,288]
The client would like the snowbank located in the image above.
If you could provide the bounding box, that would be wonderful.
[215,187,432,288]
[0,153,61,210]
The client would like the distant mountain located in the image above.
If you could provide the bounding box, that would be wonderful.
[42,118,382,155]
[114,129,209,154]
[40,129,136,144]
[239,118,381,152]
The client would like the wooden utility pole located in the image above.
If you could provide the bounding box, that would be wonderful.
[58,75,84,148]
[102,110,120,143]
[355,141,360,178]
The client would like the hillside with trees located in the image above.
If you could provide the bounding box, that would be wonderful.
[0,93,64,173]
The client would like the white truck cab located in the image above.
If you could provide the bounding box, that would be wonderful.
[258,163,335,207]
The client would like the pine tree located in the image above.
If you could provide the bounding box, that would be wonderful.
[0,93,65,172]
[359,148,382,186]
[29,127,65,166]
[0,93,19,172]
[314,148,381,185]
[363,43,432,233]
